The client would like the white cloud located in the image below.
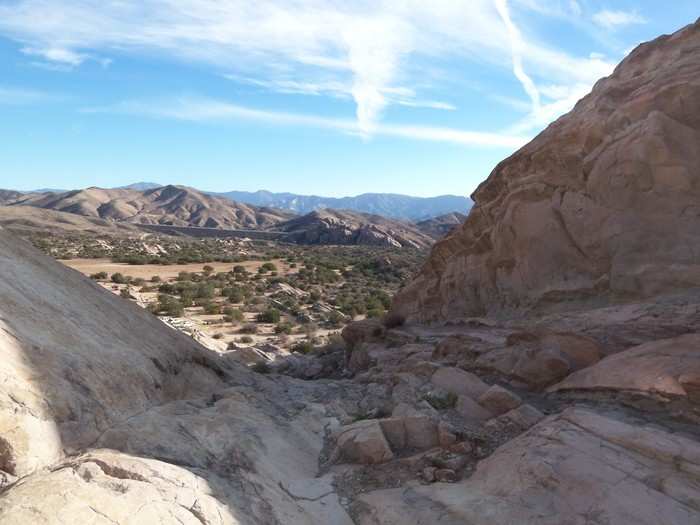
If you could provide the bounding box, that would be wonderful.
[83,95,527,148]
[21,46,87,66]
[592,9,647,30]
[0,1,615,135]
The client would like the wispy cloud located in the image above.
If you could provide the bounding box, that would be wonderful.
[83,95,527,148]
[495,0,541,113]
[592,10,647,30]
[226,74,457,111]
[0,0,616,137]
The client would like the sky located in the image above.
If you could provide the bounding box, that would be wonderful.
[0,1,697,197]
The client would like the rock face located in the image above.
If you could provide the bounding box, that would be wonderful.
[393,19,700,322]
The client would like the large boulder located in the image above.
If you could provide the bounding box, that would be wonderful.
[392,19,700,323]
[550,333,700,402]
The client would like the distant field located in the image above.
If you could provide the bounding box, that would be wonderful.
[60,258,293,280]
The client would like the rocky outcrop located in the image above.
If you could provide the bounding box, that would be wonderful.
[393,19,700,322]
[277,209,434,248]
[356,408,700,525]
[0,227,352,524]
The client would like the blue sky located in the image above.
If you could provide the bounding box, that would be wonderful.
[0,1,697,197]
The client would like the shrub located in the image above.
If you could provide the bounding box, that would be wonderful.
[261,262,277,272]
[291,340,314,354]
[111,272,127,284]
[151,275,162,283]
[239,323,258,334]
[274,322,294,334]
[212,333,223,340]
[204,303,221,315]
[257,308,281,324]
[90,271,108,280]
[239,335,254,343]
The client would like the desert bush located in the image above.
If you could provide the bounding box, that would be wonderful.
[111,272,128,284]
[239,335,254,343]
[382,312,405,328]
[291,340,314,354]
[239,323,258,334]
[90,271,108,280]
[257,308,281,323]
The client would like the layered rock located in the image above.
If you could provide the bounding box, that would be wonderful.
[393,19,700,322]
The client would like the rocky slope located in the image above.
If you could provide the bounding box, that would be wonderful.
[415,212,467,240]
[277,209,434,249]
[0,206,141,235]
[393,18,700,323]
[11,185,293,229]
[0,190,23,205]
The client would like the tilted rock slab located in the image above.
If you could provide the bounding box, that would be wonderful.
[356,408,700,524]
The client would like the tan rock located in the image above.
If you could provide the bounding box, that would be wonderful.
[437,422,458,447]
[341,319,385,348]
[332,420,394,465]
[496,404,545,431]
[456,395,493,423]
[476,330,602,388]
[431,367,489,399]
[477,385,522,415]
[551,333,700,401]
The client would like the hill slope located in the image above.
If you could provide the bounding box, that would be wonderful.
[415,212,467,239]
[13,185,293,229]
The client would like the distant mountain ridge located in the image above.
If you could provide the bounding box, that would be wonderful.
[7,185,294,230]
[210,190,472,220]
[12,184,472,221]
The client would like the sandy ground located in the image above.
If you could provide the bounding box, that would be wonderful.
[60,258,294,281]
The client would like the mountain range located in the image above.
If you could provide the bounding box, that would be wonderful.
[19,183,472,221]
[1,184,459,247]
[210,189,472,220]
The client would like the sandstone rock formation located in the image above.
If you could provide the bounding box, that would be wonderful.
[393,18,700,323]
[277,209,434,249]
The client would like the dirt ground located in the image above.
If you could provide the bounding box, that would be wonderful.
[60,258,294,281]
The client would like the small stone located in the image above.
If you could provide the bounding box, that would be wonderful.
[449,441,473,455]
[438,421,458,447]
[434,468,458,483]
[422,466,437,483]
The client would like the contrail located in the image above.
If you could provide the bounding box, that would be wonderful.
[494,0,541,113]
